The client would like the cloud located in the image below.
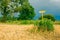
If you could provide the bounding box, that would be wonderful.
[50,0,60,2]
[51,0,60,2]
[50,0,60,8]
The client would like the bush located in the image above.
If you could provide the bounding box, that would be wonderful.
[37,19,54,32]
[39,14,55,22]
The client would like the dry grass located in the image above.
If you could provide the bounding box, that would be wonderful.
[0,23,60,40]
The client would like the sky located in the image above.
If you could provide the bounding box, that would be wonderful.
[29,0,60,20]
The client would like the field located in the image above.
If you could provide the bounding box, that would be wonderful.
[0,23,60,40]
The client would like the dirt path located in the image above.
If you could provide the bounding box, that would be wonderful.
[0,24,60,40]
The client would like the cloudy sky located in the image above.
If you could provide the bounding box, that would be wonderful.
[29,0,60,20]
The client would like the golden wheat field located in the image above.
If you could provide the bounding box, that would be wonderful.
[0,23,60,40]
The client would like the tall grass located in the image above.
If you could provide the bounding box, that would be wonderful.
[5,20,39,25]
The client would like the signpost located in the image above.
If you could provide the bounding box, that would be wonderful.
[39,10,46,22]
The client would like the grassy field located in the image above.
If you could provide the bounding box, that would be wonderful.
[3,20,60,25]
[0,23,60,40]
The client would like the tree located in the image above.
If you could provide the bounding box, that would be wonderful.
[0,0,11,22]
[0,0,35,22]
[7,0,22,20]
[39,14,55,21]
[0,0,22,22]
[18,0,35,20]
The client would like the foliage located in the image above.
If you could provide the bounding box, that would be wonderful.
[0,0,11,22]
[39,14,55,22]
[6,20,37,25]
[18,0,35,20]
[0,0,35,22]
[36,19,54,31]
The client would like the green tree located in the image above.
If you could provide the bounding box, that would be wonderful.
[7,0,22,20]
[0,0,11,22]
[0,0,35,22]
[39,14,55,22]
[0,0,22,21]
[18,0,35,20]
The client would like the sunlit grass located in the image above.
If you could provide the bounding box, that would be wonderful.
[0,23,60,40]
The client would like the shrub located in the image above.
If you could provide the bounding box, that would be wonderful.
[39,14,55,22]
[37,18,54,32]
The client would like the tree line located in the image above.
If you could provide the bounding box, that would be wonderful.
[0,0,55,22]
[0,0,35,22]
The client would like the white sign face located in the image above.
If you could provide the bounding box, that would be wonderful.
[39,10,46,13]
